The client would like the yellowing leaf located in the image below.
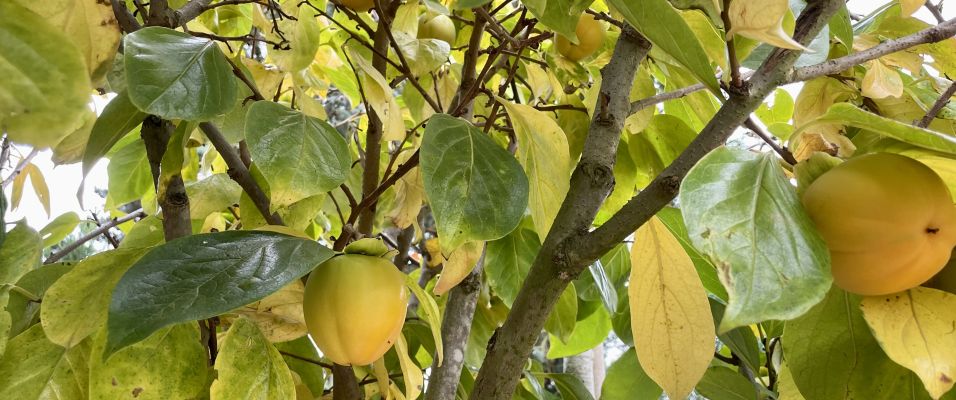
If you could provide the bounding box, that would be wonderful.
[211,318,295,400]
[501,101,572,239]
[273,4,321,72]
[793,77,856,135]
[11,164,51,217]
[388,152,424,229]
[395,333,424,400]
[434,240,483,295]
[862,60,904,99]
[861,287,956,399]
[525,62,553,102]
[900,0,925,17]
[233,281,308,342]
[727,0,808,51]
[789,130,856,161]
[17,0,121,85]
[372,357,392,400]
[347,47,405,141]
[403,274,444,366]
[629,217,715,399]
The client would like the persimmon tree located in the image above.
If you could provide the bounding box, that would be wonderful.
[4,0,956,399]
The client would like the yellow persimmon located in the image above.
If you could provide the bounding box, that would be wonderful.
[303,254,408,366]
[801,153,956,295]
[555,14,606,62]
[418,14,456,44]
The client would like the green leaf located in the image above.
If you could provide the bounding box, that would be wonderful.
[106,137,153,208]
[83,91,146,178]
[90,324,208,399]
[404,274,444,366]
[608,0,719,94]
[0,1,90,148]
[485,226,541,307]
[0,223,42,284]
[600,348,663,400]
[185,173,242,220]
[451,0,493,10]
[521,0,593,41]
[530,373,595,400]
[0,325,88,399]
[695,366,758,400]
[576,244,630,311]
[628,114,698,189]
[545,284,579,344]
[784,287,916,400]
[420,114,529,255]
[124,26,237,120]
[276,337,325,396]
[211,318,295,399]
[755,88,795,126]
[272,4,321,72]
[7,263,72,338]
[829,5,854,49]
[41,247,152,347]
[547,303,611,359]
[801,103,956,155]
[656,207,727,300]
[106,231,333,356]
[708,299,762,374]
[679,147,831,331]
[245,101,351,209]
[38,212,82,248]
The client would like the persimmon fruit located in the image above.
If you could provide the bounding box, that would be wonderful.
[302,254,408,366]
[801,152,956,295]
[419,14,456,44]
[555,14,606,61]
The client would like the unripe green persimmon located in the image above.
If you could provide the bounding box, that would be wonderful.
[418,14,456,44]
[303,254,408,366]
[337,0,374,12]
[801,153,956,295]
[555,14,606,61]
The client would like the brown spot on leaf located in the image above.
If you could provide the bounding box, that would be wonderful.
[132,387,143,397]
[941,373,953,384]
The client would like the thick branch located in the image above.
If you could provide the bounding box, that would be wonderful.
[141,116,192,239]
[45,209,146,264]
[199,122,284,225]
[111,0,142,33]
[171,0,214,27]
[469,26,652,400]
[578,0,844,267]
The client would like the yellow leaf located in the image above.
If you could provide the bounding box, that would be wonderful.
[524,62,553,102]
[347,47,406,141]
[900,0,925,17]
[388,151,424,229]
[201,212,227,233]
[434,241,483,295]
[727,0,808,51]
[395,333,424,400]
[862,60,904,99]
[16,164,51,217]
[793,77,856,135]
[424,238,444,267]
[860,287,956,399]
[233,281,308,342]
[273,5,321,72]
[789,130,856,161]
[500,101,572,239]
[242,59,285,99]
[629,217,715,399]
[17,0,121,85]
[372,357,392,400]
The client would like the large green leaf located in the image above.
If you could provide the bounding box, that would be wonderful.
[41,247,152,347]
[276,337,325,396]
[420,114,529,255]
[105,231,334,356]
[600,348,662,400]
[0,325,89,399]
[0,1,90,148]
[708,299,761,374]
[784,287,916,400]
[106,138,153,208]
[545,284,579,344]
[679,147,831,332]
[211,318,295,399]
[547,304,611,359]
[83,91,146,178]
[124,26,237,120]
[245,101,351,209]
[90,324,208,399]
[801,103,956,155]
[607,0,719,94]
[484,225,541,307]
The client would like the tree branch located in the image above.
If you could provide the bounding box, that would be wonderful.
[171,0,214,27]
[918,80,956,128]
[577,0,844,268]
[744,116,797,165]
[1,148,39,188]
[141,116,192,239]
[469,26,652,400]
[111,0,142,33]
[44,209,146,264]
[199,122,284,225]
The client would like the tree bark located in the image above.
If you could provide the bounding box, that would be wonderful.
[141,116,191,240]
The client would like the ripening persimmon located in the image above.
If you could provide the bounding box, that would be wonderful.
[337,0,375,12]
[555,14,606,61]
[801,153,956,295]
[418,14,456,44]
[303,253,408,366]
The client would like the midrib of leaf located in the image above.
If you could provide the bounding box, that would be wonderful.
[907,291,939,383]
[142,41,212,112]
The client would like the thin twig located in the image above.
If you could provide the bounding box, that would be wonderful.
[45,209,146,264]
[918,81,956,128]
[279,350,334,369]
[1,148,39,188]
[745,117,797,165]
[926,1,946,23]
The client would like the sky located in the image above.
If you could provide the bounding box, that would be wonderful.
[4,1,954,231]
